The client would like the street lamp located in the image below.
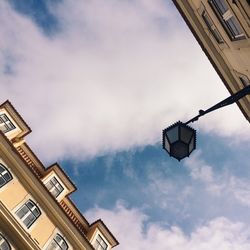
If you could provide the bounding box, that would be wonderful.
[163,85,250,161]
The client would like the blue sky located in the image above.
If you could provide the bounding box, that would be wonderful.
[1,0,250,249]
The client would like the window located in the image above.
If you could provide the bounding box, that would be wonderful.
[16,200,41,229]
[209,0,245,40]
[0,233,11,250]
[45,176,64,198]
[239,75,250,86]
[93,234,108,250]
[202,11,224,43]
[0,114,15,133]
[0,163,12,188]
[46,234,68,250]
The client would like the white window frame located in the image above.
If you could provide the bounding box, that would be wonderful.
[45,176,64,198]
[0,113,16,134]
[43,173,67,201]
[46,233,69,250]
[43,229,72,250]
[15,199,41,229]
[93,234,108,250]
[0,163,13,189]
[0,233,11,250]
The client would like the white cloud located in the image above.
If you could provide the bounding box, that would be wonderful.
[0,0,249,162]
[229,176,250,207]
[185,151,250,206]
[86,202,250,250]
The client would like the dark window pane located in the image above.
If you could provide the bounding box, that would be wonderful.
[211,0,228,14]
[94,234,108,250]
[0,114,15,133]
[180,126,193,144]
[16,200,41,228]
[23,212,35,228]
[0,164,12,188]
[2,172,11,182]
[46,177,64,198]
[61,242,68,250]
[0,165,5,173]
[32,207,41,217]
[166,126,179,143]
[212,28,224,43]
[16,206,29,219]
[26,201,35,209]
[0,177,6,187]
[225,16,244,37]
[0,234,11,250]
[47,234,68,250]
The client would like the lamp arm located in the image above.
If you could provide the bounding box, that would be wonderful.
[185,85,250,125]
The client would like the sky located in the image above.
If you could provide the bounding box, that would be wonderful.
[1,0,250,249]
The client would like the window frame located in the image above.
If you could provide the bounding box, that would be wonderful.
[0,233,11,250]
[0,163,13,188]
[202,10,224,43]
[0,114,16,134]
[93,234,108,250]
[46,233,69,250]
[15,199,41,229]
[209,0,246,41]
[239,75,250,87]
[45,176,64,198]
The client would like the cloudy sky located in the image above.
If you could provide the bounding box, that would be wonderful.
[1,0,250,249]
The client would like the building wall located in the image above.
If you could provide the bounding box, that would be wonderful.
[173,0,250,120]
[0,100,119,250]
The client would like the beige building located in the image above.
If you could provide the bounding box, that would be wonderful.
[0,100,119,250]
[173,0,250,121]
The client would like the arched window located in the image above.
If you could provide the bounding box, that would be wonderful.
[16,200,41,229]
[0,163,13,188]
[0,233,11,250]
[46,234,68,250]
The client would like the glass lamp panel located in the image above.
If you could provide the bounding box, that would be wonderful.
[163,134,170,153]
[171,142,189,160]
[180,126,193,144]
[189,136,195,154]
[166,125,179,143]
